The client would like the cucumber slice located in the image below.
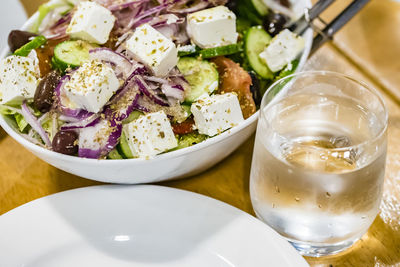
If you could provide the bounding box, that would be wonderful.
[14,35,47,57]
[245,26,274,80]
[174,133,208,150]
[251,0,269,16]
[119,111,144,158]
[119,131,134,159]
[107,149,124,160]
[123,110,143,125]
[199,44,243,59]
[177,57,219,103]
[53,40,93,71]
[179,44,242,59]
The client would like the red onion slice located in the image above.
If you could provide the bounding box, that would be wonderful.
[130,3,171,28]
[42,10,72,40]
[78,148,104,159]
[161,83,185,101]
[121,5,147,32]
[51,12,72,28]
[149,14,185,27]
[89,48,137,79]
[43,25,68,40]
[143,75,187,101]
[108,0,150,11]
[135,76,169,106]
[104,83,141,122]
[167,0,209,13]
[60,114,101,130]
[144,76,168,84]
[78,119,123,159]
[21,101,51,147]
[172,26,190,44]
[108,66,146,105]
[116,31,133,47]
[170,76,190,90]
[155,24,179,40]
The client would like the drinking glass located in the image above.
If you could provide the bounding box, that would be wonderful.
[250,71,388,257]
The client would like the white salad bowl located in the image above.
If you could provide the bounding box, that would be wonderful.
[0,1,312,184]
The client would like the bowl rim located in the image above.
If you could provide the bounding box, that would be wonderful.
[0,2,313,165]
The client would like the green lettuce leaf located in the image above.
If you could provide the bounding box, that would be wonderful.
[32,4,54,33]
[274,59,300,81]
[0,103,41,134]
[31,1,72,33]
[14,113,29,132]
[0,105,17,115]
[41,115,61,141]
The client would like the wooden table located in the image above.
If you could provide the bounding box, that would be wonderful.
[2,0,400,266]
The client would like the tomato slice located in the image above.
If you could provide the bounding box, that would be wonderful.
[35,37,68,77]
[211,56,256,119]
[172,117,195,135]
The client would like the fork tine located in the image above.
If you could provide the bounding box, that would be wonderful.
[290,0,336,35]
[311,0,371,55]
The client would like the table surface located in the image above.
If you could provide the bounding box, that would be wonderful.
[2,0,400,266]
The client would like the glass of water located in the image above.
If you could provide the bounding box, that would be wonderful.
[250,71,388,257]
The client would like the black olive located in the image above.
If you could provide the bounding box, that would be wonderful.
[263,10,289,37]
[34,70,61,113]
[278,0,291,8]
[226,0,237,11]
[8,30,37,52]
[249,71,262,106]
[52,131,79,156]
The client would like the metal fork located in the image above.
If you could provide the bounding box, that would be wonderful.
[290,0,371,55]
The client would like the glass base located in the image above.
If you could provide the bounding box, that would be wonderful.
[287,238,358,257]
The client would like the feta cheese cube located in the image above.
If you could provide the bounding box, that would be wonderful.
[123,111,178,158]
[187,6,238,49]
[191,93,244,136]
[64,60,119,113]
[125,24,178,77]
[66,1,116,44]
[0,56,40,105]
[259,29,305,72]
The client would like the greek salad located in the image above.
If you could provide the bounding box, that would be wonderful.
[0,0,305,159]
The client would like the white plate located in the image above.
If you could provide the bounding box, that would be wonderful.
[0,185,309,266]
[0,0,27,50]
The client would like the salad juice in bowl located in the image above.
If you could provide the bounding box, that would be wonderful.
[0,0,312,183]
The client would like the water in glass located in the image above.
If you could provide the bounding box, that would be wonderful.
[250,87,387,256]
